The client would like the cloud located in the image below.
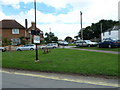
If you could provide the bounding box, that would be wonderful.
[39,24,80,39]
[0,7,11,20]
[0,0,119,39]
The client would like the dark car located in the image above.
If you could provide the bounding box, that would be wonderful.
[97,40,120,48]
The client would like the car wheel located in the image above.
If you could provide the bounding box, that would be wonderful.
[2,49,4,52]
[17,49,21,51]
[78,45,80,47]
[97,45,100,48]
[30,48,34,50]
[88,45,91,47]
[108,45,112,48]
[53,47,56,49]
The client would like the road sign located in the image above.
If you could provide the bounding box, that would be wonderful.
[34,35,40,43]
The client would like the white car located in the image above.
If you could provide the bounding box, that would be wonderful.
[40,43,58,49]
[0,47,6,52]
[16,44,36,51]
[84,40,98,47]
[58,41,68,46]
[75,40,98,47]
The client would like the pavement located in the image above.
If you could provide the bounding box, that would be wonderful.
[1,68,119,88]
[63,46,119,54]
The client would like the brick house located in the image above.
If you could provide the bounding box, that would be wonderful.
[26,22,44,44]
[0,19,44,45]
[0,19,26,45]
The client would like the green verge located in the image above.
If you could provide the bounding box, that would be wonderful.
[2,48,118,76]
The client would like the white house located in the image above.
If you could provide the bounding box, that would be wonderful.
[101,26,120,42]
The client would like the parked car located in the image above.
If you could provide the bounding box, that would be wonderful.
[16,44,36,51]
[75,40,98,47]
[84,40,98,47]
[97,40,120,48]
[102,38,117,42]
[40,43,58,49]
[0,47,6,52]
[58,41,68,46]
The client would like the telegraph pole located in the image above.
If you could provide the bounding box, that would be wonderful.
[100,23,103,42]
[80,11,83,40]
[34,0,39,62]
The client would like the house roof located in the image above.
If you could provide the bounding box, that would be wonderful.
[103,25,120,33]
[26,22,43,32]
[0,19,25,29]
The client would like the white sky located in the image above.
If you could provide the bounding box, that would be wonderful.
[0,0,119,40]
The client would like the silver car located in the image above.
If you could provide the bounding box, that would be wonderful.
[16,44,36,51]
[0,47,6,52]
[40,43,58,49]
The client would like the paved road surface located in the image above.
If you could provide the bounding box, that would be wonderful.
[1,69,118,88]
[63,46,119,54]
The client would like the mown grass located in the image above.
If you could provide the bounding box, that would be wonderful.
[68,43,76,46]
[2,48,118,76]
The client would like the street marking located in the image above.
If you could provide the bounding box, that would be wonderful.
[1,70,119,87]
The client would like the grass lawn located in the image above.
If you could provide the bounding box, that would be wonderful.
[75,46,120,52]
[68,43,76,46]
[2,48,118,76]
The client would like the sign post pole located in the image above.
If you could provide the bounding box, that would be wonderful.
[34,0,39,62]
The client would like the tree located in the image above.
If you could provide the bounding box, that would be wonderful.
[77,19,119,41]
[19,37,27,45]
[64,36,73,43]
[74,36,79,40]
[44,32,58,43]
[2,38,11,46]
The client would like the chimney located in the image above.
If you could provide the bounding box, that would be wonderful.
[31,22,35,29]
[25,19,28,29]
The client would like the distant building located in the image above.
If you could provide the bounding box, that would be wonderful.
[101,26,120,41]
[26,22,44,44]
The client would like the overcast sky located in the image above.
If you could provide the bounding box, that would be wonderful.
[0,0,119,40]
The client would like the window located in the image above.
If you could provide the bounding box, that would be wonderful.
[12,29,19,34]
[11,38,20,45]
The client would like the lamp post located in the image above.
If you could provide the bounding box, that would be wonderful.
[34,0,39,62]
[80,11,83,40]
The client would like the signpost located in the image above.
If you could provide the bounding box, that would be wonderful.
[34,35,40,44]
[34,0,39,62]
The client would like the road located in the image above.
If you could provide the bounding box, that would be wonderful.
[1,69,118,88]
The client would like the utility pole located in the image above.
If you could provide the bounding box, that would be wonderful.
[100,23,102,42]
[34,0,39,62]
[80,11,83,40]
[49,27,51,32]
